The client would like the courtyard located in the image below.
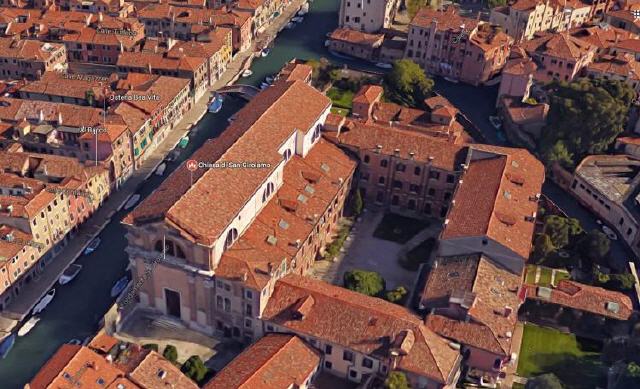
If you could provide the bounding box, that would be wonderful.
[516,323,606,389]
[312,210,440,293]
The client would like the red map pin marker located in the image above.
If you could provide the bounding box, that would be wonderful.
[186,159,198,172]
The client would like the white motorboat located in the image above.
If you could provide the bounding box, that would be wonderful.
[298,3,309,14]
[260,48,271,57]
[375,62,393,69]
[291,16,304,23]
[285,22,295,29]
[59,263,82,285]
[265,76,274,84]
[260,82,270,90]
[84,237,101,255]
[111,276,129,298]
[124,194,141,210]
[602,225,618,240]
[241,69,253,77]
[18,317,40,337]
[32,289,55,315]
[324,40,330,47]
[67,338,82,345]
[155,163,166,176]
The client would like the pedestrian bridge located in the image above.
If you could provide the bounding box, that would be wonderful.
[217,84,260,100]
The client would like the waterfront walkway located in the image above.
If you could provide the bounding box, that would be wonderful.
[0,0,306,339]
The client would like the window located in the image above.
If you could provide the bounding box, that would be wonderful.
[246,304,253,316]
[154,239,185,259]
[362,357,373,368]
[224,298,231,312]
[349,370,357,378]
[409,184,420,193]
[391,195,399,206]
[325,361,333,369]
[429,171,440,179]
[380,159,388,168]
[392,180,402,189]
[325,344,333,354]
[262,182,275,202]
[440,206,448,218]
[283,149,292,161]
[363,154,370,164]
[343,350,354,362]
[216,296,223,310]
[376,191,384,203]
[396,163,406,172]
[446,174,455,183]
[246,290,253,299]
[224,228,238,250]
[414,166,421,176]
[245,318,252,328]
[444,192,452,201]
[378,176,385,185]
[428,188,435,196]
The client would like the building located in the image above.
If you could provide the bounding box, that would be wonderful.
[439,145,545,275]
[420,254,523,387]
[497,46,538,102]
[26,332,197,389]
[606,8,640,35]
[405,7,513,85]
[121,80,356,344]
[211,8,254,53]
[204,334,321,389]
[490,0,594,41]
[498,96,549,148]
[522,31,597,82]
[584,52,640,92]
[338,0,400,33]
[0,224,42,311]
[137,4,214,40]
[17,72,113,107]
[570,154,640,257]
[0,38,67,80]
[328,27,384,61]
[262,274,462,388]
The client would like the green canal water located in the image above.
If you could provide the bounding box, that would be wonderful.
[0,0,346,385]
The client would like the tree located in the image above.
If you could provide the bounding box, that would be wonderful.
[543,140,574,170]
[533,233,555,260]
[628,362,640,377]
[541,78,635,167]
[578,229,610,264]
[352,189,364,216]
[163,344,178,363]
[343,269,386,297]
[488,0,507,8]
[385,371,411,389]
[386,286,408,304]
[384,59,434,108]
[142,344,159,352]
[526,373,564,389]
[181,355,208,383]
[543,216,583,249]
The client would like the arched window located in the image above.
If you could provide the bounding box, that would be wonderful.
[283,149,292,161]
[262,182,275,203]
[225,228,238,250]
[312,124,321,142]
[154,239,185,258]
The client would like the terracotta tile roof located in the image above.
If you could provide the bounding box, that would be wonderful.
[0,224,32,265]
[0,37,64,62]
[523,32,595,60]
[410,6,479,33]
[614,38,640,52]
[470,24,513,51]
[28,344,82,389]
[607,9,640,28]
[129,351,198,389]
[215,139,356,289]
[0,97,104,128]
[46,346,126,388]
[352,85,383,105]
[211,8,252,28]
[329,27,384,46]
[586,53,640,79]
[502,53,538,76]
[441,146,545,259]
[262,274,462,384]
[510,0,544,11]
[163,81,330,246]
[279,62,313,83]
[204,334,321,389]
[524,280,634,320]
[117,51,206,72]
[168,29,231,58]
[570,25,637,50]
[501,96,549,125]
[329,120,468,171]
[617,136,640,146]
[88,330,119,355]
[422,255,521,355]
[19,72,111,101]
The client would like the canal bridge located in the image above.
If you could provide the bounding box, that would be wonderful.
[217,84,260,100]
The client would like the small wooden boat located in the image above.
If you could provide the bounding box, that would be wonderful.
[59,263,82,285]
[67,338,82,345]
[111,276,129,298]
[155,162,167,176]
[375,62,392,69]
[241,69,253,77]
[84,237,101,255]
[178,135,189,149]
[292,16,304,23]
[18,317,40,337]
[285,22,295,29]
[0,334,15,359]
[124,194,141,210]
[32,289,55,315]
[207,93,224,113]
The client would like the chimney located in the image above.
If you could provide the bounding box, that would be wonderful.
[85,14,91,26]
[242,271,247,282]
[57,111,62,125]
[38,109,44,123]
[394,148,400,156]
[98,12,103,22]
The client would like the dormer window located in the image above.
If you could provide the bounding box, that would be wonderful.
[224,228,238,250]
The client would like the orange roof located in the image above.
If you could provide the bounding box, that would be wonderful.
[329,28,384,46]
[0,37,64,62]
[352,84,383,105]
[204,334,321,389]
[28,344,82,389]
[523,32,595,60]
[262,274,462,384]
[524,280,634,320]
[129,351,198,389]
[441,145,545,259]
[410,6,479,33]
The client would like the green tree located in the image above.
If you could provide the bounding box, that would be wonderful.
[384,59,434,108]
[385,371,411,389]
[579,229,611,264]
[181,355,208,383]
[543,140,574,169]
[352,189,364,216]
[543,216,583,249]
[163,344,178,363]
[85,90,96,106]
[343,269,386,297]
[488,0,507,7]
[526,373,564,389]
[142,344,159,352]
[541,78,635,167]
[628,362,640,377]
[385,286,408,304]
[533,233,555,260]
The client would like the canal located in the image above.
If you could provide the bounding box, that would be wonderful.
[1,0,635,385]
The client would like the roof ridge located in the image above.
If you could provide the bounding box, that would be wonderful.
[237,335,298,388]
